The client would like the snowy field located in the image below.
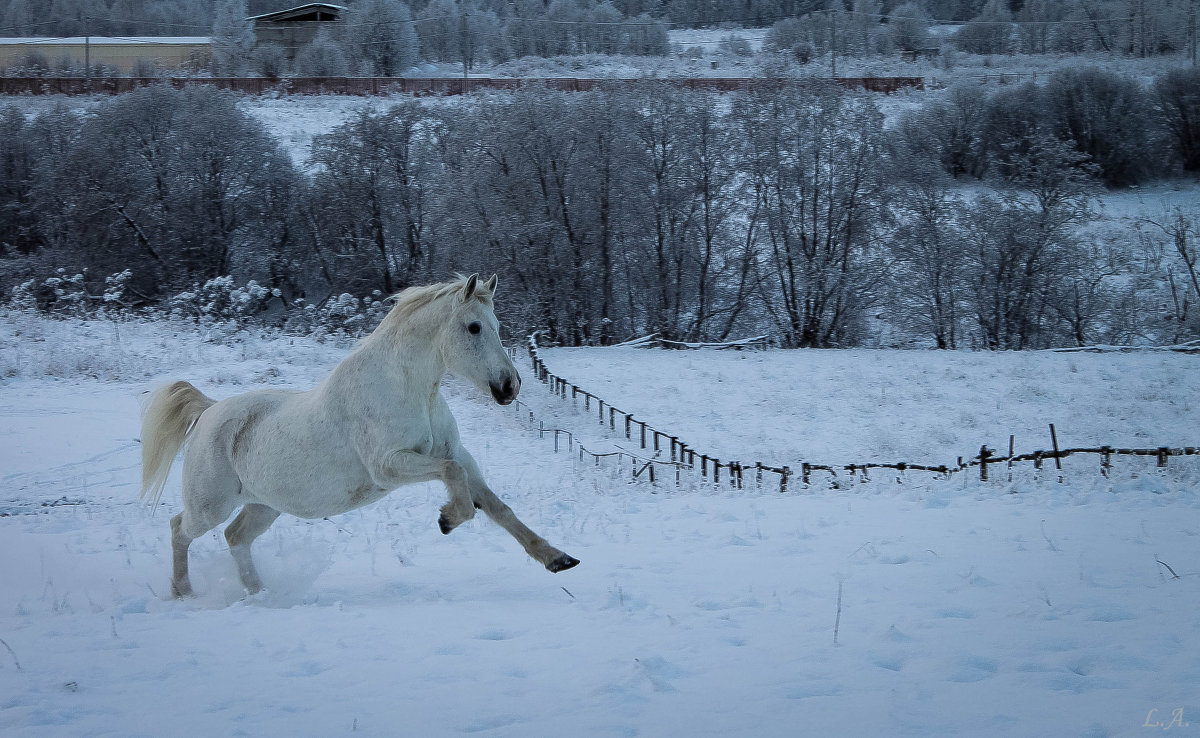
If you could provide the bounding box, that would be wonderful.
[1,311,1199,737]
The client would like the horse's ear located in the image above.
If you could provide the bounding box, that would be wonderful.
[460,274,479,303]
[484,274,498,296]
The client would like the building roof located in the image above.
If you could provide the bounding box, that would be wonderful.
[0,37,210,45]
[247,3,346,23]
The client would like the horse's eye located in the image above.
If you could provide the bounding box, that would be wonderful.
[467,322,482,335]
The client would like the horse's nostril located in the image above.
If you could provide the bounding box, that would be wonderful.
[503,378,513,395]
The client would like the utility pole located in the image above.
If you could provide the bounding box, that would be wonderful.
[1139,0,1148,58]
[460,10,468,79]
[830,8,837,78]
[1191,0,1198,67]
[83,14,91,92]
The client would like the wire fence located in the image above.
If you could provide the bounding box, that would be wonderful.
[522,332,1199,492]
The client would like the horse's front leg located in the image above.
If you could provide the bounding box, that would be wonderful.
[370,449,476,534]
[457,449,580,573]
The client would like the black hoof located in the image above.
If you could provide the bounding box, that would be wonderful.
[438,515,453,535]
[547,554,580,573]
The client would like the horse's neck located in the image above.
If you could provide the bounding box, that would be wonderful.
[325,323,445,409]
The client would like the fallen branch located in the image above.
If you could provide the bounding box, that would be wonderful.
[1156,558,1181,580]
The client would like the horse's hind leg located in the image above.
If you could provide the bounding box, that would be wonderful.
[172,499,240,597]
[224,503,281,594]
[170,513,195,597]
[172,448,241,598]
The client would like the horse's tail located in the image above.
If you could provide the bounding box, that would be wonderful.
[140,381,216,510]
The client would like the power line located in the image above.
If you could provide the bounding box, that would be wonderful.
[831,7,1184,27]
[2,6,1188,46]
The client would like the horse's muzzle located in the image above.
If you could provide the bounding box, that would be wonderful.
[490,375,519,405]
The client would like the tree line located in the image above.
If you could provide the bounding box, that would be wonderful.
[766,0,1196,60]
[5,0,1194,81]
[2,67,1198,348]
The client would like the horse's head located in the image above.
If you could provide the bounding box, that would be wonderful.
[441,274,521,405]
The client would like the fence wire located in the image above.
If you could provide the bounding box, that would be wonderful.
[522,333,1198,491]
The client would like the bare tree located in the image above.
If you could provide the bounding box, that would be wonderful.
[0,106,38,258]
[1045,67,1164,187]
[737,85,888,348]
[309,104,438,295]
[628,84,698,341]
[1153,68,1200,172]
[1142,208,1200,342]
[888,170,968,349]
[965,136,1095,349]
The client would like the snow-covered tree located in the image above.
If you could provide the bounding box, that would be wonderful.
[211,0,256,76]
[344,0,420,76]
[953,0,1013,55]
[886,1,931,51]
[294,27,350,77]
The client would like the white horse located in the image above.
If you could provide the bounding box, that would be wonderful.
[141,274,579,597]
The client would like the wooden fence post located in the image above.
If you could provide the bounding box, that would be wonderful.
[1158,447,1170,467]
[780,466,790,494]
[979,445,990,481]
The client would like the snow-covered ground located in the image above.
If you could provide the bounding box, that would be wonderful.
[1,311,1198,736]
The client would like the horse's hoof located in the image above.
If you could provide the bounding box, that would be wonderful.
[547,554,580,573]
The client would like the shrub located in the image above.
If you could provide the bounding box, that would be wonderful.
[168,276,280,327]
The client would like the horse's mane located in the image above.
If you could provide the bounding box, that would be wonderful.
[380,276,494,330]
